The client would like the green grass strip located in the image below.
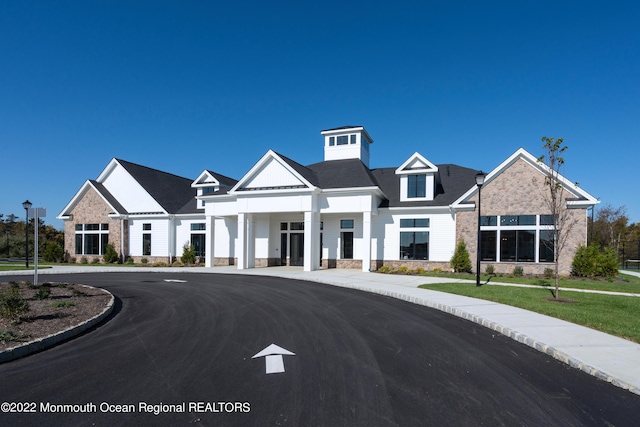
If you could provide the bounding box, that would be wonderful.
[419,282,640,344]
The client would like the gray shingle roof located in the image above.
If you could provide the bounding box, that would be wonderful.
[90,180,128,214]
[372,164,478,207]
[116,159,196,214]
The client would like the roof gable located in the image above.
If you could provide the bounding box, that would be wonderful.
[57,180,126,218]
[231,150,317,192]
[452,148,599,208]
[395,152,438,175]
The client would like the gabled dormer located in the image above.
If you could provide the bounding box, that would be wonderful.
[192,170,223,195]
[395,152,439,202]
[321,126,373,167]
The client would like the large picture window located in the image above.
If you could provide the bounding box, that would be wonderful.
[480,215,555,263]
[399,218,429,260]
[74,223,109,255]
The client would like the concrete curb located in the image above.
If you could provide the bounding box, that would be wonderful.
[0,285,115,364]
[288,276,640,396]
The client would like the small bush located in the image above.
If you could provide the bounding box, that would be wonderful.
[152,261,168,267]
[485,264,495,275]
[34,285,51,300]
[141,258,149,265]
[0,285,30,321]
[543,267,554,279]
[513,266,524,277]
[450,241,472,273]
[181,243,196,265]
[125,257,134,265]
[43,241,64,263]
[433,268,443,273]
[80,257,88,264]
[572,244,619,278]
[378,265,391,273]
[91,257,101,264]
[51,301,75,308]
[0,329,28,343]
[399,266,410,275]
[414,267,426,275]
[69,257,77,264]
[103,244,119,264]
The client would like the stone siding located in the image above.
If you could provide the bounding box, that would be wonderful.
[456,158,587,276]
[64,187,125,263]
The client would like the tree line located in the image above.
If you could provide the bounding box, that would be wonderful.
[588,204,640,264]
[0,214,64,261]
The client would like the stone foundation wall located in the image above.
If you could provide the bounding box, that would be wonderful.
[214,257,236,266]
[373,260,451,272]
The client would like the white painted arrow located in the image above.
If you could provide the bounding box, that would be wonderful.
[164,279,187,283]
[252,344,296,374]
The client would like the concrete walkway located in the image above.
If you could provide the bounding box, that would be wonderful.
[3,266,640,395]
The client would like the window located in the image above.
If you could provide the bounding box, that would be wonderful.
[74,223,110,255]
[191,223,206,231]
[539,230,555,262]
[407,174,426,198]
[329,137,335,146]
[290,222,304,230]
[340,219,354,259]
[340,219,354,229]
[143,234,151,256]
[280,222,288,230]
[350,134,356,144]
[479,214,556,263]
[143,223,151,231]
[399,218,429,260]
[336,135,349,145]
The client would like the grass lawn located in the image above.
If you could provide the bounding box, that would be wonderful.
[419,281,640,343]
[0,264,52,271]
[420,271,640,294]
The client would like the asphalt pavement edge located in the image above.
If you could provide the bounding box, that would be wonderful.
[0,285,115,364]
[288,277,640,396]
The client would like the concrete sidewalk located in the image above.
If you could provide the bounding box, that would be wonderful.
[3,265,640,395]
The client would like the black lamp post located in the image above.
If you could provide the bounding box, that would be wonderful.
[5,230,9,258]
[475,172,486,286]
[23,200,32,268]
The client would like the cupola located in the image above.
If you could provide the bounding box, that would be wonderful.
[321,126,373,167]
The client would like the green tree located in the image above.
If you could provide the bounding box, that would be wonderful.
[43,241,64,263]
[450,240,472,273]
[536,137,580,300]
[103,244,120,264]
[181,243,197,265]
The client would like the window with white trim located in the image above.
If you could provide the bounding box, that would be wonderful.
[75,223,109,255]
[480,214,555,263]
[399,218,429,260]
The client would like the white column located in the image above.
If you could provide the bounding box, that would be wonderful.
[237,213,246,269]
[362,211,372,272]
[205,215,215,267]
[246,214,255,268]
[304,211,320,272]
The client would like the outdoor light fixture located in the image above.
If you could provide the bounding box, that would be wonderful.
[22,200,32,268]
[475,172,486,286]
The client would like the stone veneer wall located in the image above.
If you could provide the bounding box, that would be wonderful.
[64,187,125,262]
[456,158,587,276]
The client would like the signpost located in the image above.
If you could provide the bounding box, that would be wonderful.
[28,207,46,286]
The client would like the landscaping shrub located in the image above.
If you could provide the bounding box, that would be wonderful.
[103,244,119,264]
[141,258,148,265]
[485,264,494,275]
[91,257,101,264]
[543,267,554,279]
[43,241,64,263]
[572,244,619,278]
[513,266,524,277]
[181,243,196,265]
[0,283,29,321]
[378,266,391,273]
[450,241,472,273]
[80,257,88,264]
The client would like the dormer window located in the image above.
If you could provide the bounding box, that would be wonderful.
[407,174,426,198]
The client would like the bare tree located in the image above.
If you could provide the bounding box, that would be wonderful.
[536,137,580,300]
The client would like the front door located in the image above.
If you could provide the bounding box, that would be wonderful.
[289,233,304,266]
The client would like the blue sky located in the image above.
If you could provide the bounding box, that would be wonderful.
[1,1,639,228]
